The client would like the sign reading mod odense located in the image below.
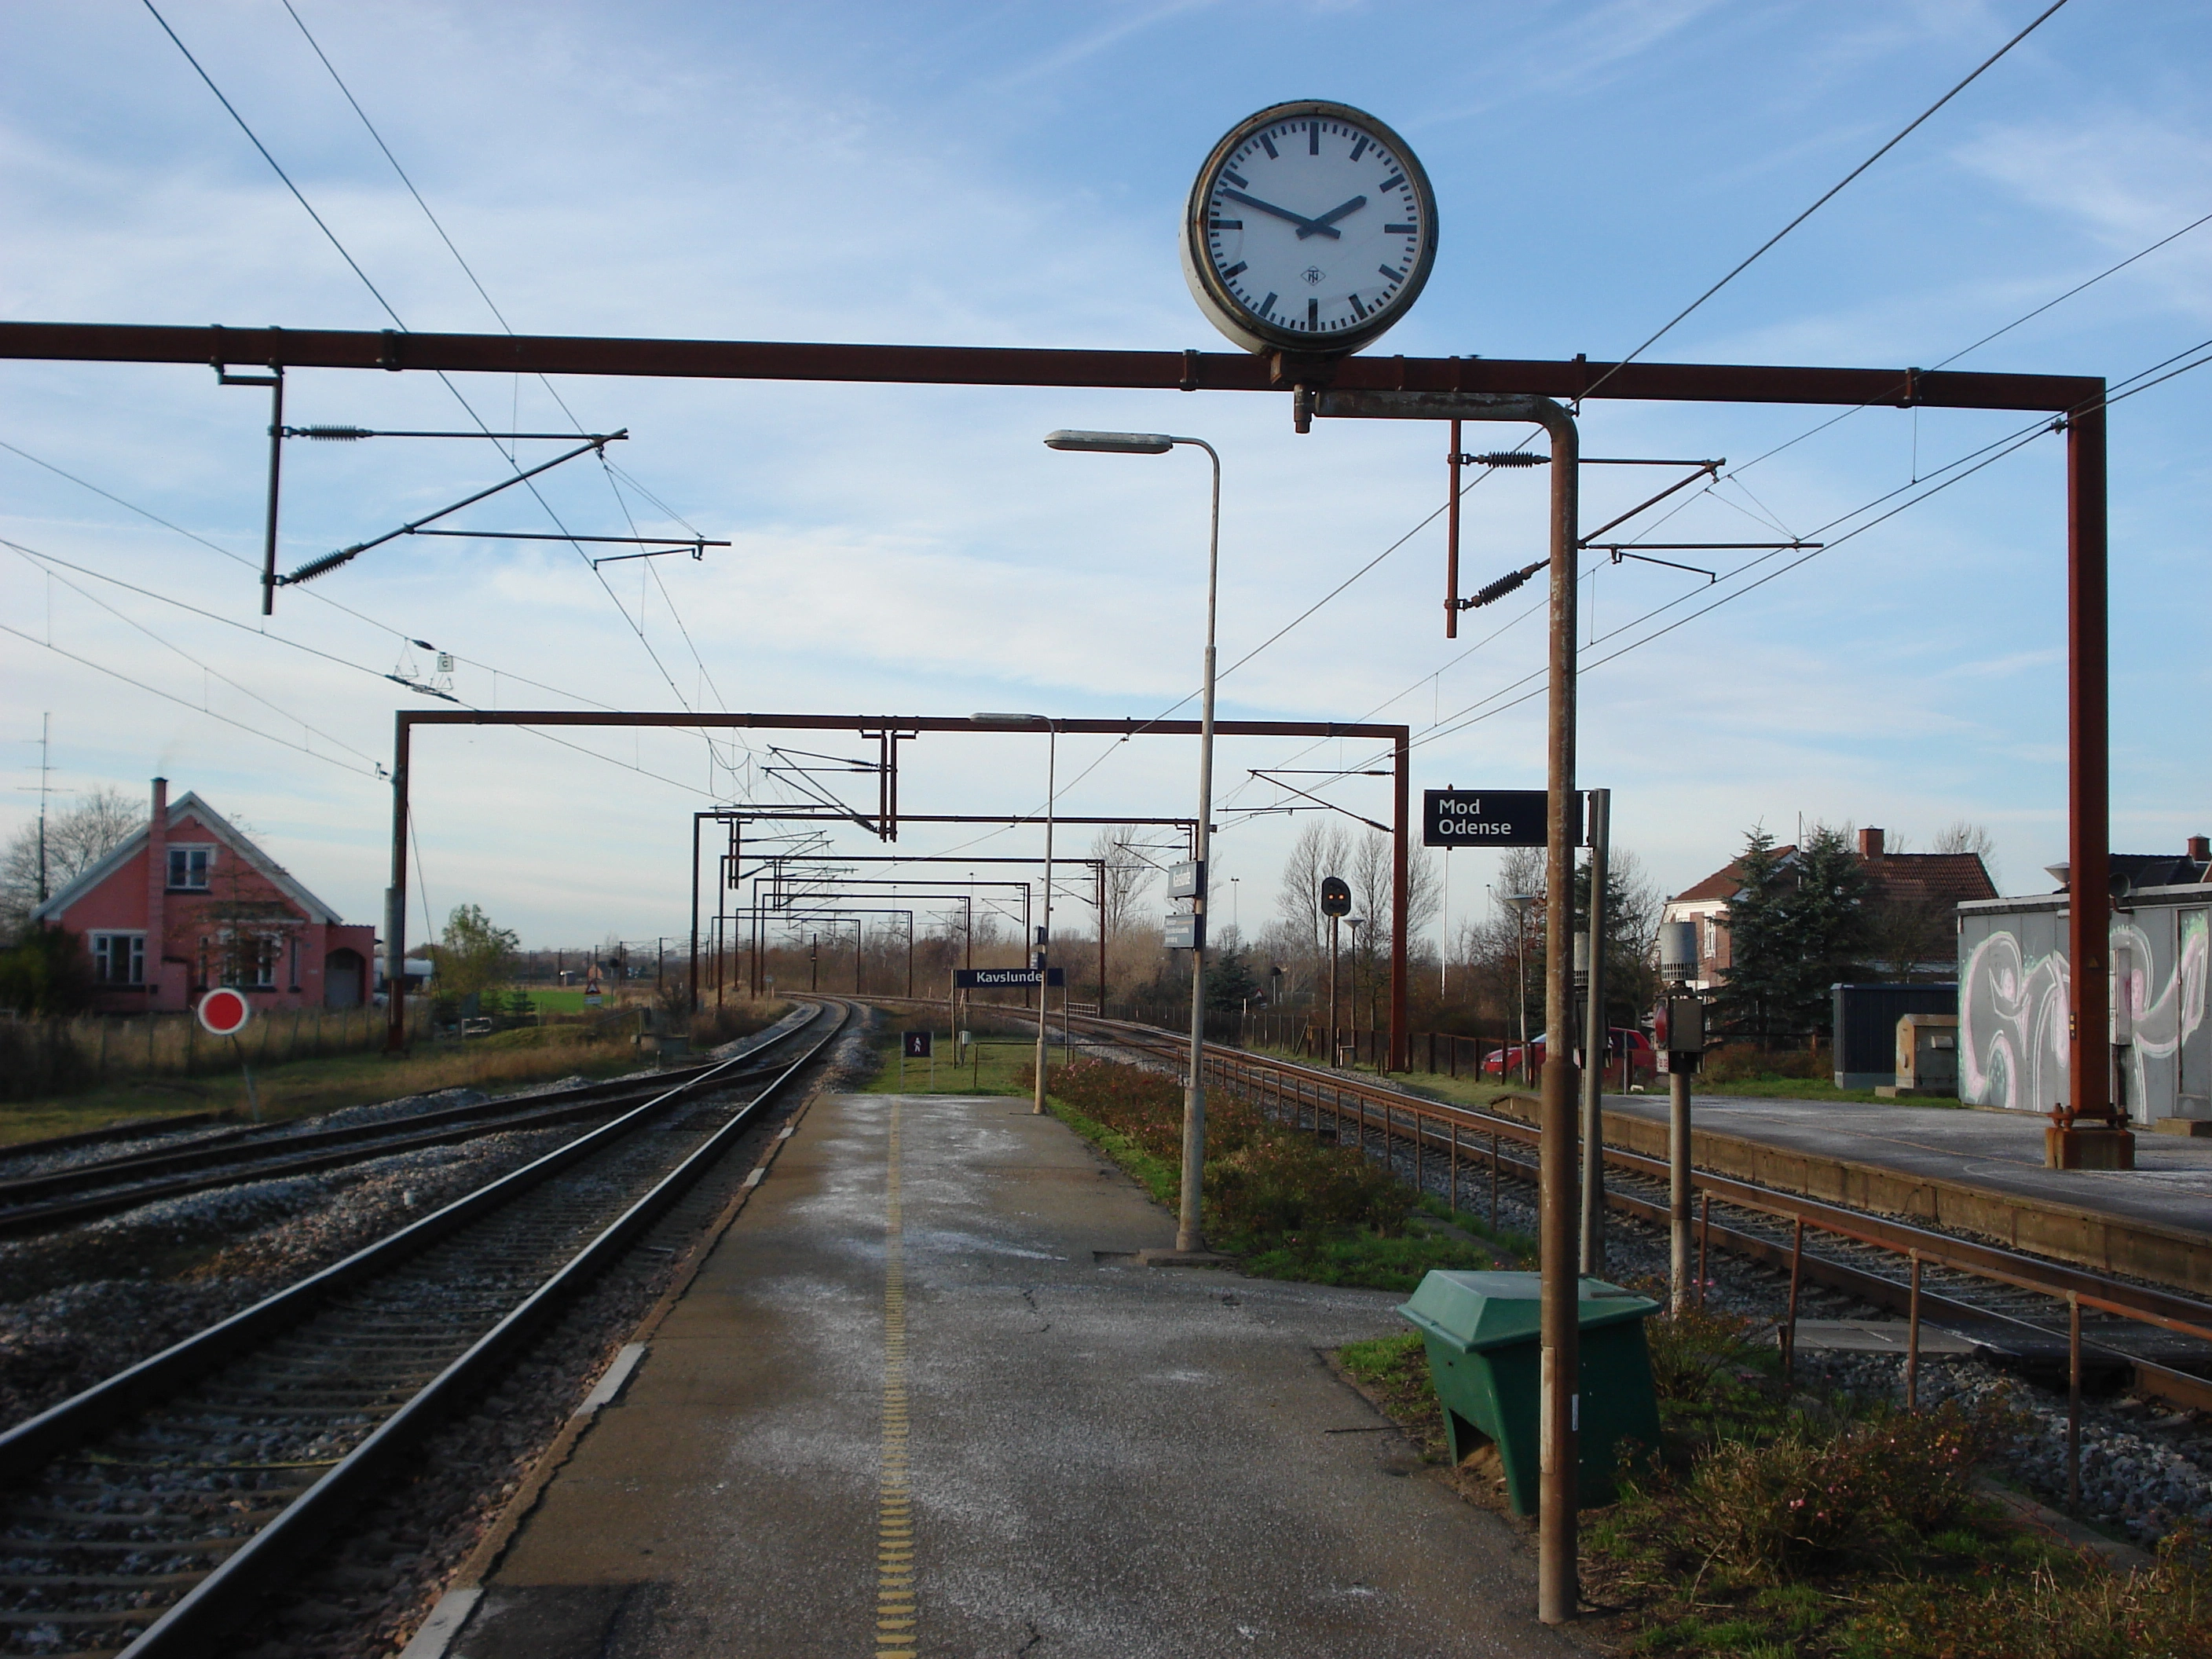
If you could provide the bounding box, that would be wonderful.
[954,968,1066,989]
[1423,789,1584,848]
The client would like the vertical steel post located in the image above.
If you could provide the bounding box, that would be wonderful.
[1668,1064,1692,1313]
[2067,1292,2083,1509]
[1177,440,1223,1254]
[1033,724,1056,1115]
[1906,1253,1923,1410]
[260,370,284,617]
[1533,401,1581,1627]
[1698,1192,1712,1307]
[1445,417,1462,639]
[1784,1218,1805,1388]
[688,813,701,1015]
[2065,397,2113,1130]
[1391,728,1410,1071]
[385,715,410,1053]
[1580,787,1610,1276]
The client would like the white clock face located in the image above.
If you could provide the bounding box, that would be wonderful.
[1181,102,1437,355]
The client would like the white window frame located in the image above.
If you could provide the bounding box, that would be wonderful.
[91,932,146,985]
[167,845,212,891]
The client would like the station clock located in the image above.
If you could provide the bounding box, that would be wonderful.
[1181,100,1439,356]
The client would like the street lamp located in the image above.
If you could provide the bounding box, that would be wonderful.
[1504,892,1539,1085]
[1045,428,1221,1254]
[973,712,1057,1115]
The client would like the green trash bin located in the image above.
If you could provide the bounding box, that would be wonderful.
[1397,1269,1664,1515]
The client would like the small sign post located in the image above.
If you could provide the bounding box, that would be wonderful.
[902,1028,934,1093]
[196,987,260,1122]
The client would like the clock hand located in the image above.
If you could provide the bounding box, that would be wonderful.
[1295,195,1368,240]
[1216,187,1342,240]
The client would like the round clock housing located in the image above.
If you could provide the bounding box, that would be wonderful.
[1181,100,1439,356]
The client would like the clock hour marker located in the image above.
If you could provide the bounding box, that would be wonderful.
[1309,121,1320,156]
[1221,262,1247,279]
[1379,265,1404,283]
[1259,292,1277,319]
[1348,292,1368,320]
[1350,136,1368,163]
[1222,168,1247,189]
[1209,219,1243,230]
[1307,297,1319,329]
[1378,173,1404,193]
[1258,134,1278,160]
[1385,223,1416,234]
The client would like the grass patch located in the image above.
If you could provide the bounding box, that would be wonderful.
[1694,1076,1965,1107]
[1331,1294,2212,1656]
[0,1025,653,1144]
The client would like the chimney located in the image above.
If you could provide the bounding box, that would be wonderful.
[2191,834,2210,863]
[1859,826,1884,862]
[146,778,168,1005]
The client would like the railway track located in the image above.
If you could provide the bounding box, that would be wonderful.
[940,1000,2212,1412]
[0,998,854,1658]
[0,1005,818,1240]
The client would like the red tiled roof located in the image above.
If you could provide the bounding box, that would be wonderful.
[1672,846,1796,904]
[1862,852,1997,906]
[1671,845,1996,907]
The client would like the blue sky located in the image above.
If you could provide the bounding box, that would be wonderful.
[3,0,2209,953]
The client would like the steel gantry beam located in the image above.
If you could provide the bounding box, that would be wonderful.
[0,318,2109,1132]
[388,709,1412,1061]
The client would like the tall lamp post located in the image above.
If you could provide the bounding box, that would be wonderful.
[1045,429,1220,1254]
[972,712,1060,1115]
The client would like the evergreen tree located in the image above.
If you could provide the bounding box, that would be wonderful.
[1716,824,1870,1040]
[1776,824,1869,1035]
[1715,829,1792,1038]
[1205,941,1259,1013]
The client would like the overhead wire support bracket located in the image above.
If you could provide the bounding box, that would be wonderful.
[281,427,622,441]
[1586,541,1825,583]
[278,430,626,588]
[393,529,727,568]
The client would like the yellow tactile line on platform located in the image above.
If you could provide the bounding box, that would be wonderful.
[874,1098,917,1657]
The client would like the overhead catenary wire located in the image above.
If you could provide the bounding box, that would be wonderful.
[1581,0,2074,406]
[0,621,374,778]
[276,0,753,793]
[2,540,381,767]
[145,2,728,755]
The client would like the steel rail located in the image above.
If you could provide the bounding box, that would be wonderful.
[0,1006,818,1227]
[946,998,2212,1404]
[0,999,850,1658]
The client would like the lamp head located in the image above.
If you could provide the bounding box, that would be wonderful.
[1044,430,1175,455]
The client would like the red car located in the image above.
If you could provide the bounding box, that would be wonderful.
[1482,1027,1655,1082]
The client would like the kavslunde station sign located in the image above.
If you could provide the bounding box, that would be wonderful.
[954,968,1066,988]
[1423,789,1584,848]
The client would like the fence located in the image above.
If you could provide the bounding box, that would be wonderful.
[1111,1002,1537,1082]
[0,1003,422,1101]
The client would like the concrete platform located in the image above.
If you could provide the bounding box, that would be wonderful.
[444,1093,1581,1659]
[1568,1089,2212,1296]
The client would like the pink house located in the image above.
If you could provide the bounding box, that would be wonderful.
[31,778,378,1014]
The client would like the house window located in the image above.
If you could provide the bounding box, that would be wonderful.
[167,847,211,890]
[91,932,145,985]
[247,939,276,989]
[1703,917,1719,957]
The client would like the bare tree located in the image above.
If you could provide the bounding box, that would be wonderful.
[1088,825,1157,944]
[1932,819,2000,889]
[1,789,144,942]
[1275,819,1353,951]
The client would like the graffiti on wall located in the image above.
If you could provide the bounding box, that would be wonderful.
[1960,931,2069,1112]
[1961,912,2208,1113]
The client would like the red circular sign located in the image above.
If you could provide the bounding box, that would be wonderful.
[197,987,252,1037]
